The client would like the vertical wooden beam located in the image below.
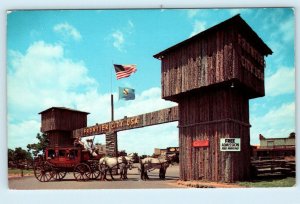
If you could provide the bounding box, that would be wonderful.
[105,132,118,157]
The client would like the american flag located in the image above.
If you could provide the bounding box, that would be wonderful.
[113,64,137,80]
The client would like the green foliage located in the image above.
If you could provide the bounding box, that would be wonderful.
[8,147,33,164]
[27,133,49,156]
[8,168,33,175]
[14,147,32,161]
[289,132,295,138]
[238,177,296,187]
[8,148,15,162]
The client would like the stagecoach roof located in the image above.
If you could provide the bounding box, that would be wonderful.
[153,14,272,59]
[39,107,90,114]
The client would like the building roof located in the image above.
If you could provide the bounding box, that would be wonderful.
[153,14,272,59]
[259,133,296,140]
[39,107,90,114]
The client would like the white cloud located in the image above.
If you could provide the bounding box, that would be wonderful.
[115,87,176,119]
[112,30,125,51]
[229,9,243,16]
[7,41,97,122]
[190,20,206,37]
[187,9,199,18]
[8,120,41,150]
[128,20,134,29]
[110,20,135,52]
[279,16,294,43]
[74,87,177,155]
[7,41,177,153]
[228,8,252,16]
[53,22,82,41]
[265,67,295,96]
[250,102,295,144]
[118,122,178,155]
[95,87,177,155]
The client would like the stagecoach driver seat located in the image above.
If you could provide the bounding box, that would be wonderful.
[74,137,84,148]
[86,139,98,157]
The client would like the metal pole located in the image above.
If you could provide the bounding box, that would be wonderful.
[111,94,114,121]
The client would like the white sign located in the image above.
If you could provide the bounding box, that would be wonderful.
[220,138,241,151]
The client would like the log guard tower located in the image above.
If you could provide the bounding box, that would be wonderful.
[154,15,272,182]
[39,107,89,147]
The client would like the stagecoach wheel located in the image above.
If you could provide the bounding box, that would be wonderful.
[51,169,67,181]
[88,162,101,180]
[73,163,91,181]
[34,163,53,182]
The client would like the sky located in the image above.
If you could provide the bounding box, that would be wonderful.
[6,8,295,155]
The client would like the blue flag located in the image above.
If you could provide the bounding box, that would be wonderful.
[119,87,135,100]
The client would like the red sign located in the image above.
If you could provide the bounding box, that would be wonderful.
[193,140,209,147]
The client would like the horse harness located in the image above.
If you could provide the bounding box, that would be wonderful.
[145,158,169,172]
[101,156,129,170]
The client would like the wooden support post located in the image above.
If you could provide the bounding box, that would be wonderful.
[105,132,118,157]
[105,131,118,174]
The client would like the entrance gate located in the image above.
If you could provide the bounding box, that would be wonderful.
[39,15,272,183]
[72,106,179,156]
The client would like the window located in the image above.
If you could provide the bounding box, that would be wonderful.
[48,149,55,158]
[69,149,78,159]
[267,141,274,147]
[59,150,66,157]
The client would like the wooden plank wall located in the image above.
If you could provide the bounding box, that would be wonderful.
[41,109,87,132]
[178,87,251,182]
[47,131,74,148]
[161,28,265,101]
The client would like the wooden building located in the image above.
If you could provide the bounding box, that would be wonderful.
[252,133,295,159]
[154,15,272,182]
[39,107,89,147]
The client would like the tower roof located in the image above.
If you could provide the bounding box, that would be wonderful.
[39,107,90,115]
[154,14,272,59]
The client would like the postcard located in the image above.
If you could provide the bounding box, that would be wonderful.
[7,8,295,190]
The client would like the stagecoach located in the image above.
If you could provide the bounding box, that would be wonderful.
[33,146,103,182]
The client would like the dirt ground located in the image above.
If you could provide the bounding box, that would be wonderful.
[8,164,253,189]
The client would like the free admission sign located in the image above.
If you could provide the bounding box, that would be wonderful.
[220,138,241,151]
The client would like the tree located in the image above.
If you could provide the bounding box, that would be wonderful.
[8,147,33,169]
[289,132,295,139]
[27,133,49,156]
[14,147,32,162]
[132,152,139,163]
[8,148,15,162]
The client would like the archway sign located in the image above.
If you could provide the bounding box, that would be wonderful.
[40,15,272,183]
[72,107,179,156]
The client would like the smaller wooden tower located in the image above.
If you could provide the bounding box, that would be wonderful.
[154,15,272,182]
[39,107,89,147]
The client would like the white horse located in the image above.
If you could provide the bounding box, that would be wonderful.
[140,154,175,180]
[99,153,134,180]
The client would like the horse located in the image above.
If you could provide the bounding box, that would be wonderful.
[140,154,175,180]
[99,153,134,181]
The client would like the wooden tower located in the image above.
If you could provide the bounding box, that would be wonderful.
[39,107,89,147]
[154,15,272,182]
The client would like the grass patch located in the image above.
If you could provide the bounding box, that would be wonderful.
[8,168,33,175]
[238,176,296,187]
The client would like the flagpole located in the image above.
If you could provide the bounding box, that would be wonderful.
[110,61,113,95]
[111,94,114,121]
[111,62,114,121]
